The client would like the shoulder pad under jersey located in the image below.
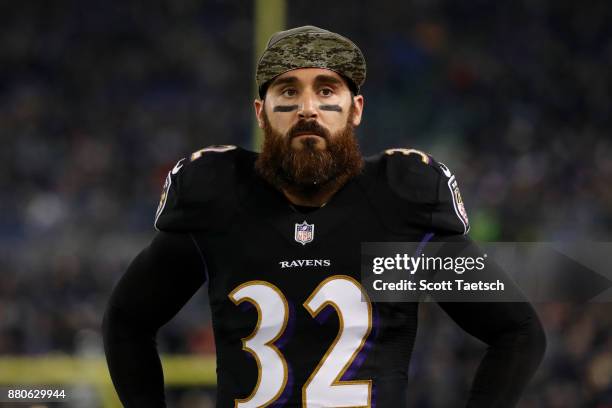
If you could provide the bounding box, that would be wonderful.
[381,148,470,235]
[154,145,243,232]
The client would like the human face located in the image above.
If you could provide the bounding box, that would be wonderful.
[254,68,364,151]
[253,68,365,196]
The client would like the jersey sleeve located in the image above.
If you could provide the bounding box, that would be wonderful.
[103,232,207,407]
[154,158,184,231]
[383,148,470,235]
[431,160,470,234]
[430,234,546,407]
[154,145,239,233]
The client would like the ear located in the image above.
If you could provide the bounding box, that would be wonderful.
[254,99,265,129]
[351,94,364,126]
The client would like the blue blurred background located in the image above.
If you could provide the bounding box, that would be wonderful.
[1,0,611,406]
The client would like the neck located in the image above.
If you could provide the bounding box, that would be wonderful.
[282,190,331,207]
[282,175,350,207]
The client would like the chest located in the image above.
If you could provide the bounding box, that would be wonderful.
[196,199,426,307]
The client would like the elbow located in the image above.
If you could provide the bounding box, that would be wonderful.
[102,303,143,343]
[510,312,547,370]
[102,302,152,343]
[491,309,547,369]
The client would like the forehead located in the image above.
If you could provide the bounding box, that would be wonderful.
[269,68,348,89]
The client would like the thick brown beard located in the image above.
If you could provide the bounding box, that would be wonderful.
[255,106,364,197]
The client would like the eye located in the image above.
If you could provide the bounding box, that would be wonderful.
[281,88,297,97]
[319,87,334,97]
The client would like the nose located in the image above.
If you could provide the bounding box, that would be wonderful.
[297,91,318,120]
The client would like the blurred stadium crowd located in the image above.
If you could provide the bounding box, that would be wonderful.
[1,0,610,407]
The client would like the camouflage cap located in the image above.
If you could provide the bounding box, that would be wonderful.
[256,25,366,98]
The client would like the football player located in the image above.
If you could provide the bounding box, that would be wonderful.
[103,26,545,407]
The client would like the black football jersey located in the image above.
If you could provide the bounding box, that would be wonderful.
[155,145,469,408]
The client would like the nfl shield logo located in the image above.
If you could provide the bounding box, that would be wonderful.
[294,221,315,245]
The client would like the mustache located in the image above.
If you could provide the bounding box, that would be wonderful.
[288,120,331,141]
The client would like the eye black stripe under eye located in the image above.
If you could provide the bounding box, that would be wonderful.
[319,105,342,112]
[273,105,299,112]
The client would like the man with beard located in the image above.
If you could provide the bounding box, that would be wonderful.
[255,67,363,208]
[103,26,545,407]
